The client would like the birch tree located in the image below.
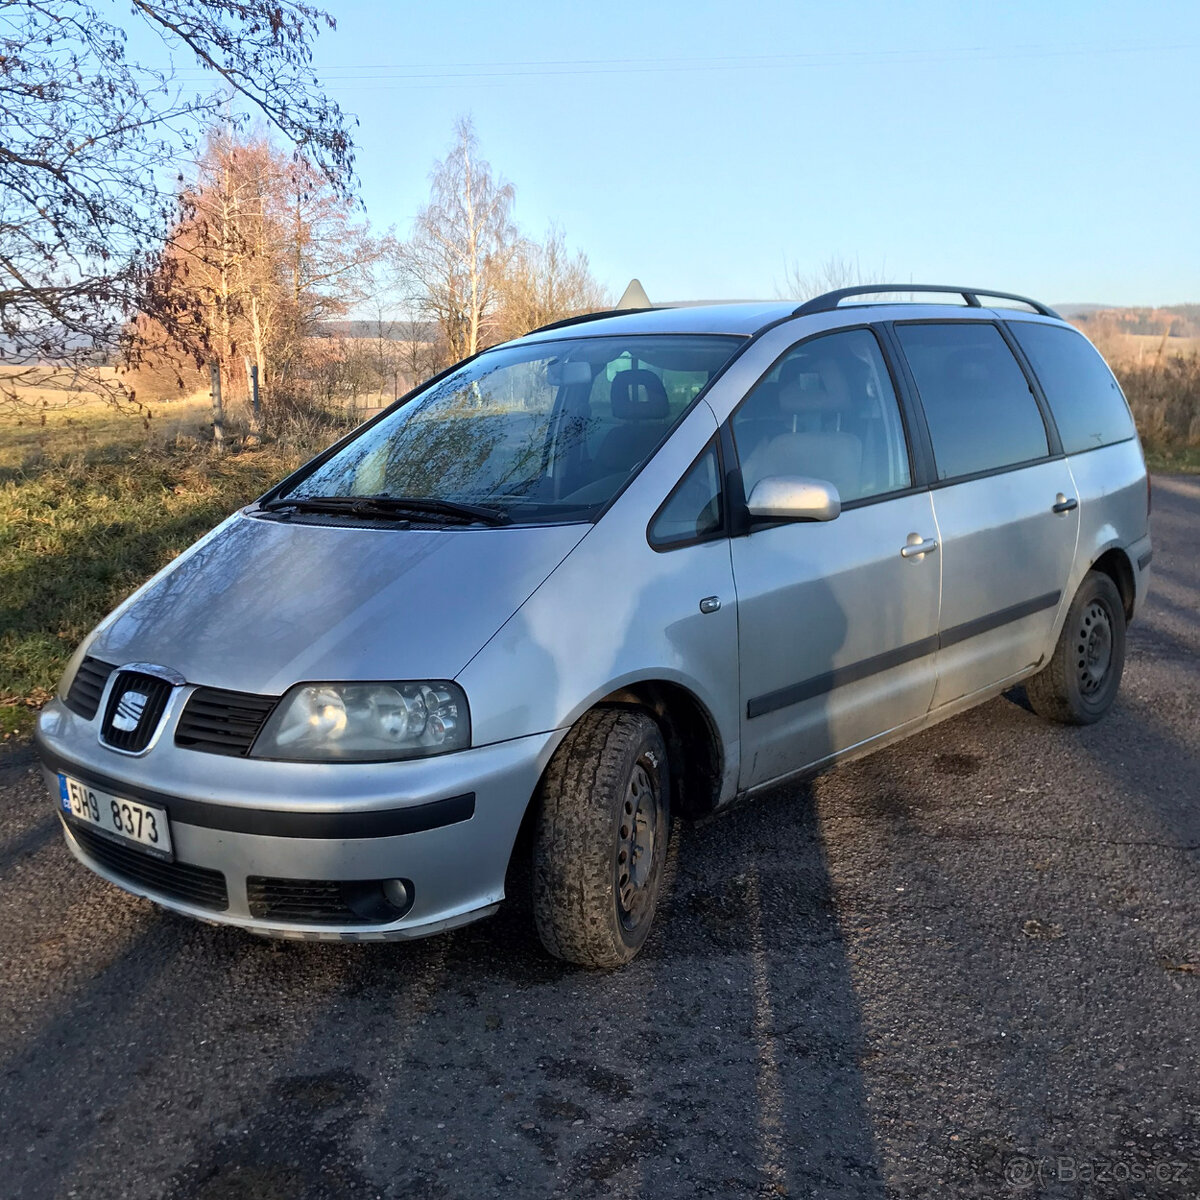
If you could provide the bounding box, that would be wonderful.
[397,119,517,363]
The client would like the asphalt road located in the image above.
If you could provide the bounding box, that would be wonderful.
[1,477,1197,1200]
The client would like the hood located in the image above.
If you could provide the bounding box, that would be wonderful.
[88,511,588,695]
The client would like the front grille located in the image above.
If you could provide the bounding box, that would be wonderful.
[175,687,277,757]
[247,876,412,924]
[64,657,115,720]
[69,822,228,911]
[99,670,174,753]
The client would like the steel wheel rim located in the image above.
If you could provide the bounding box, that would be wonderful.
[1076,599,1113,696]
[616,761,659,931]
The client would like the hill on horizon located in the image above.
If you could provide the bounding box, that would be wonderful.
[1058,303,1200,338]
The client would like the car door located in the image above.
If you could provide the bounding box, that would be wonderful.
[890,320,1080,709]
[729,326,941,790]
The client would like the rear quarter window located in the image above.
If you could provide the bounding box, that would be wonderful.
[893,322,1049,480]
[1007,321,1136,455]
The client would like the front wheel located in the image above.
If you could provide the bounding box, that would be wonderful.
[532,708,670,968]
[1026,570,1127,724]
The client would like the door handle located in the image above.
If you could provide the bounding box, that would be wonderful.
[1052,494,1078,514]
[900,535,938,559]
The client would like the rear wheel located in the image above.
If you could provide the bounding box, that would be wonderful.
[532,708,670,968]
[1027,570,1126,724]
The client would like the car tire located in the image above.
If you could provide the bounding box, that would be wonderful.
[532,708,670,968]
[1026,570,1127,725]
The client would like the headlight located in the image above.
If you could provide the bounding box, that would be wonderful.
[252,681,469,762]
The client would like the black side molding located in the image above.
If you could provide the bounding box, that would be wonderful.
[34,740,474,839]
[747,590,1061,719]
[1138,549,1153,571]
[747,635,939,720]
[937,591,1061,651]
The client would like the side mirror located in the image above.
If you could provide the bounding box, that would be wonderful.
[746,476,841,522]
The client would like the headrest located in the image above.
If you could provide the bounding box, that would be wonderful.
[610,368,669,420]
[777,355,852,413]
[779,375,841,414]
[777,357,812,388]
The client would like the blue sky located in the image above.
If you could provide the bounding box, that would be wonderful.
[186,1,1200,306]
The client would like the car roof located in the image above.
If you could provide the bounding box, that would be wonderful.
[507,286,1064,346]
[510,302,799,342]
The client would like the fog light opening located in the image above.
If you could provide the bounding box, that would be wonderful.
[381,878,411,912]
[340,877,415,922]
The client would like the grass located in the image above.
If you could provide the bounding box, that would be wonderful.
[1143,444,1200,474]
[0,397,314,739]
[0,395,214,475]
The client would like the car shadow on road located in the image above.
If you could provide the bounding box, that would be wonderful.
[159,780,886,1200]
[0,783,886,1200]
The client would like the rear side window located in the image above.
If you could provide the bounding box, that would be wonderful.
[1007,322,1136,454]
[894,323,1049,480]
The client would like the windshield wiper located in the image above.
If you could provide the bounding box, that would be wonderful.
[262,494,510,526]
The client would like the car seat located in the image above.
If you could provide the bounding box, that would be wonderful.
[743,358,863,501]
[592,369,671,479]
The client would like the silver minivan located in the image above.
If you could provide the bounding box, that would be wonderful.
[35,285,1152,967]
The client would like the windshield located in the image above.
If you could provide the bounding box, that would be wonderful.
[275,334,742,524]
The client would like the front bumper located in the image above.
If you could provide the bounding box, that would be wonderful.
[36,701,564,941]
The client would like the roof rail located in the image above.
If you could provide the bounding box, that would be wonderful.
[793,285,1060,320]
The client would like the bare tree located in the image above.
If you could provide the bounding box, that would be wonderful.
[778,254,889,301]
[0,0,353,411]
[394,313,441,393]
[396,118,517,364]
[493,225,609,342]
[274,155,376,366]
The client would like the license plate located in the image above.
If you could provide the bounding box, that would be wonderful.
[58,774,173,859]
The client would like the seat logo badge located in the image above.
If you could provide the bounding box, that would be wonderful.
[113,691,149,732]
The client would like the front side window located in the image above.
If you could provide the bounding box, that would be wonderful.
[1007,321,1136,455]
[279,335,742,525]
[649,441,723,547]
[894,322,1049,480]
[732,327,912,504]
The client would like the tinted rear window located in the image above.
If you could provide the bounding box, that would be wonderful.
[894,322,1049,480]
[1007,321,1136,454]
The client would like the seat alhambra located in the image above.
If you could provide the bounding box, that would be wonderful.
[35,285,1152,967]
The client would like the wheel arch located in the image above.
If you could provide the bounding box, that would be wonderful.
[591,679,725,819]
[1089,545,1136,622]
[502,679,727,903]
